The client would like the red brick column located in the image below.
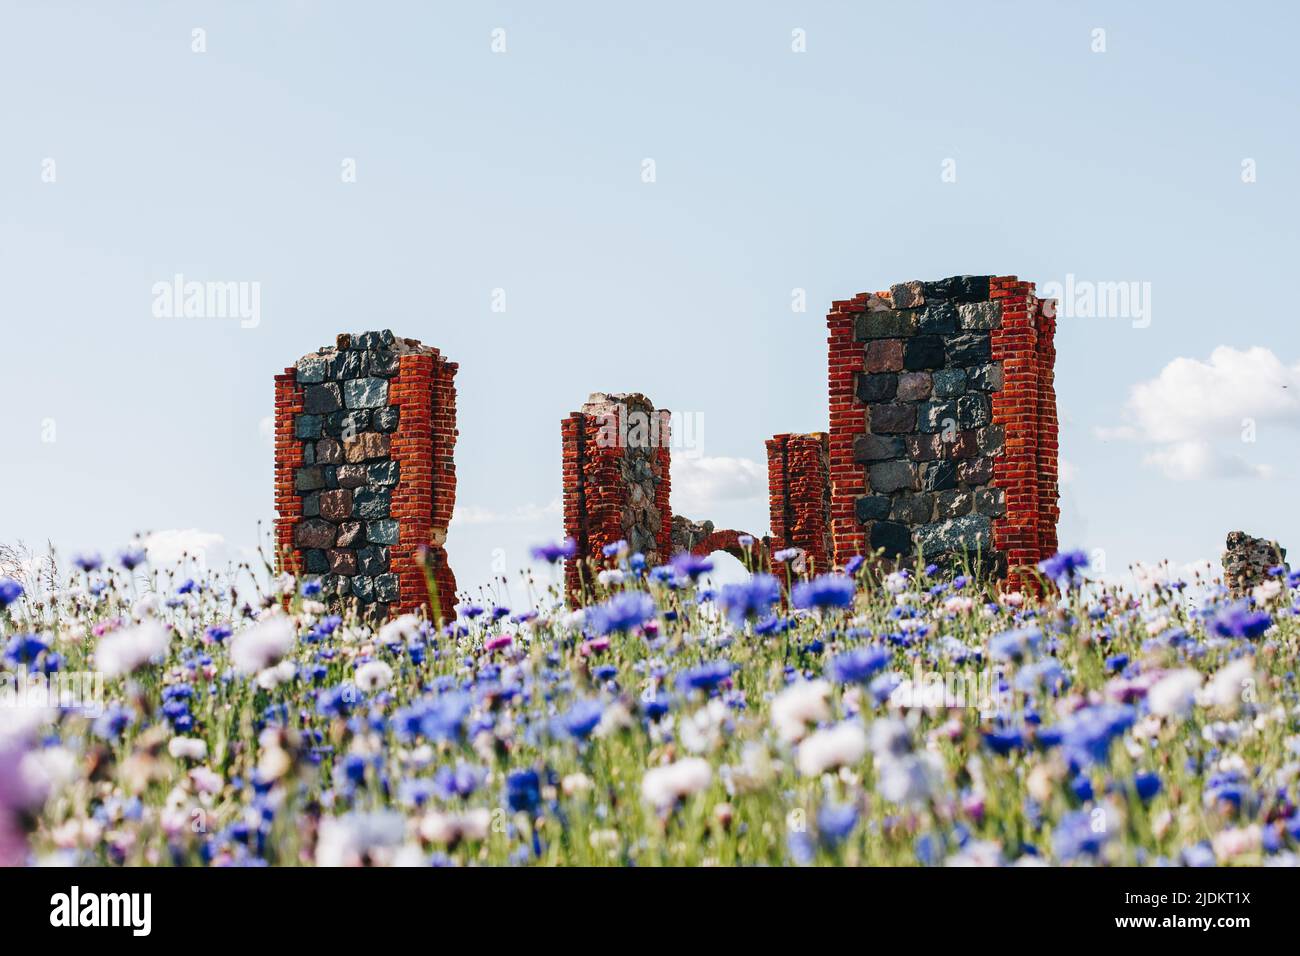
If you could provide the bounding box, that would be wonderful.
[827,297,871,565]
[273,370,305,569]
[1035,298,1059,560]
[766,432,832,574]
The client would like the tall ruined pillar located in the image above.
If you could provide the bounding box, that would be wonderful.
[274,331,457,619]
[766,432,832,574]
[561,393,672,599]
[826,276,1058,582]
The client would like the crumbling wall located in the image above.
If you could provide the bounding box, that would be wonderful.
[670,516,757,562]
[274,331,457,619]
[1222,531,1288,597]
[766,432,832,574]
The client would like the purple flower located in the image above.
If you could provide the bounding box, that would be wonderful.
[791,574,855,611]
[1037,549,1089,588]
[558,699,604,739]
[118,547,147,571]
[530,539,576,564]
[718,575,781,626]
[0,579,23,609]
[72,552,102,572]
[844,555,866,575]
[671,552,714,580]
[1211,600,1272,639]
[588,591,657,635]
[827,647,889,684]
[676,660,734,694]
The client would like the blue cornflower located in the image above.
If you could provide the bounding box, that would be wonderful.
[92,705,136,741]
[1133,771,1162,802]
[1037,549,1089,588]
[504,769,542,813]
[826,647,889,685]
[558,699,604,739]
[1104,653,1129,673]
[0,578,24,609]
[118,547,147,570]
[1052,809,1108,861]
[671,552,714,580]
[816,802,859,847]
[433,763,485,800]
[844,555,866,575]
[989,626,1042,662]
[602,540,628,558]
[1211,600,1272,639]
[531,539,576,563]
[72,552,102,572]
[3,633,48,668]
[718,575,781,626]
[791,574,855,610]
[301,579,322,598]
[676,660,734,694]
[588,591,657,635]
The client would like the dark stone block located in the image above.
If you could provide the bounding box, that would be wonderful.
[918,400,958,434]
[367,519,399,545]
[323,466,338,490]
[958,456,995,486]
[329,350,364,380]
[919,460,958,492]
[295,518,336,550]
[891,493,934,524]
[367,461,399,486]
[916,302,957,334]
[373,406,400,432]
[336,521,364,548]
[915,515,992,557]
[957,393,991,429]
[932,368,966,398]
[889,281,925,309]
[315,438,344,464]
[854,433,906,462]
[295,466,325,492]
[904,335,945,370]
[923,276,991,303]
[868,520,913,558]
[946,332,991,366]
[977,425,1006,456]
[336,464,369,488]
[304,383,343,415]
[896,371,932,401]
[374,573,400,604]
[353,488,391,520]
[958,301,1001,330]
[855,495,892,522]
[351,575,375,602]
[295,414,322,440]
[906,433,943,461]
[353,330,396,350]
[365,350,401,378]
[868,460,916,494]
[854,310,916,340]
[302,491,321,518]
[324,410,371,438]
[868,403,916,433]
[975,487,1006,517]
[967,363,1004,391]
[296,355,328,384]
[940,430,980,461]
[303,443,316,466]
[357,545,390,576]
[856,373,898,403]
[328,549,357,575]
[319,488,352,522]
[304,549,329,573]
[936,489,974,519]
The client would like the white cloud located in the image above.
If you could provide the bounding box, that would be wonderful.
[1096,346,1296,480]
[142,529,227,566]
[453,498,561,526]
[259,416,274,446]
[670,455,766,515]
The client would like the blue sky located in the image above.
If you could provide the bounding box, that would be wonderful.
[3,1,1298,596]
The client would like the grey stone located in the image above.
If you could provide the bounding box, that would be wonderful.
[946,333,992,366]
[868,460,916,494]
[957,393,991,429]
[295,466,325,492]
[336,521,364,548]
[329,350,364,380]
[932,368,967,398]
[351,575,375,602]
[325,410,371,438]
[295,518,337,550]
[919,460,958,492]
[343,377,389,410]
[374,573,400,604]
[323,465,338,489]
[855,495,892,522]
[976,425,1006,456]
[941,430,980,460]
[357,545,390,576]
[854,310,916,340]
[975,487,1006,517]
[854,433,906,463]
[319,488,352,522]
[889,281,925,309]
[958,301,1002,330]
[891,493,934,524]
[856,373,898,403]
[367,519,399,545]
[904,335,945,370]
[304,549,329,573]
[896,371,932,401]
[936,489,974,519]
[869,403,916,433]
[914,514,992,557]
[967,363,1004,391]
[906,433,943,461]
[918,400,958,434]
[295,414,322,440]
[367,461,399,486]
[353,330,396,350]
[302,491,321,518]
[373,406,400,433]
[304,383,343,415]
[868,520,912,558]
[353,488,391,520]
[296,355,328,384]
[958,456,995,486]
[302,443,316,466]
[365,351,401,378]
[924,276,990,303]
[315,438,343,464]
[916,302,957,334]
[337,464,369,488]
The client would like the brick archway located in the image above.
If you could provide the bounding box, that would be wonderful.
[688,528,757,563]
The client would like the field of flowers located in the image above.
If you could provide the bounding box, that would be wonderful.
[1,540,1298,868]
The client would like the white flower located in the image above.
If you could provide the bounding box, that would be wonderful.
[1202,657,1256,712]
[770,680,831,744]
[96,620,171,677]
[869,717,913,760]
[189,766,224,794]
[884,572,909,594]
[1252,579,1282,604]
[797,721,867,776]
[256,658,298,689]
[943,595,974,615]
[168,737,208,760]
[377,614,421,647]
[679,700,727,754]
[355,660,394,692]
[641,757,713,808]
[1212,825,1262,862]
[316,811,406,866]
[229,616,296,675]
[597,569,625,587]
[1147,669,1203,718]
[419,808,492,845]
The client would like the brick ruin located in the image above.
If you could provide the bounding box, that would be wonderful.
[1222,531,1288,597]
[561,393,673,597]
[826,275,1058,580]
[670,517,758,563]
[274,331,458,620]
[765,432,832,574]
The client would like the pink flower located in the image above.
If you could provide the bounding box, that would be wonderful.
[581,636,610,657]
[485,634,512,653]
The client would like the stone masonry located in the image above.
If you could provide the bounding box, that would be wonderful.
[826,276,1058,581]
[1222,531,1288,597]
[562,393,672,599]
[274,332,457,620]
[766,432,833,574]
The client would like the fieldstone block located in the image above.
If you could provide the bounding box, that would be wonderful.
[374,574,400,604]
[919,460,958,492]
[923,276,989,303]
[966,364,1004,391]
[891,493,934,524]
[889,281,925,309]
[295,465,325,492]
[975,487,1006,517]
[854,433,906,463]
[940,430,980,460]
[903,335,945,371]
[856,373,898,403]
[353,487,392,520]
[916,303,957,334]
[365,351,401,378]
[932,368,967,398]
[325,410,371,438]
[868,460,916,494]
[319,488,353,522]
[855,495,892,522]
[295,518,337,550]
[918,400,958,434]
[303,443,316,466]
[304,549,329,573]
[304,383,343,415]
[337,464,369,488]
[896,371,932,402]
[936,489,974,519]
[946,333,991,366]
[367,519,399,545]
[373,406,401,433]
[958,301,1002,330]
[869,403,916,433]
[296,355,328,384]
[958,456,994,486]
[344,432,391,463]
[854,310,916,340]
[295,414,322,440]
[914,514,992,556]
[868,520,912,558]
[344,377,389,410]
[315,438,344,464]
[957,393,991,429]
[353,330,396,350]
[323,465,338,490]
[367,461,400,486]
[352,575,375,602]
[976,425,1006,456]
[328,549,357,575]
[906,433,943,461]
[864,339,904,372]
[336,521,364,548]
[329,350,364,380]
[357,545,390,576]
